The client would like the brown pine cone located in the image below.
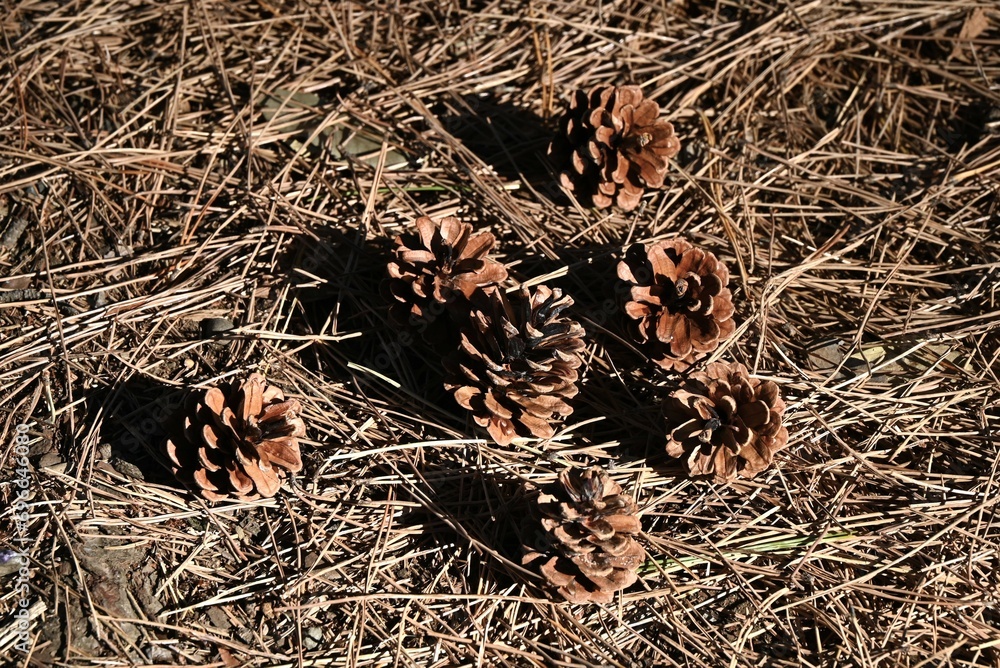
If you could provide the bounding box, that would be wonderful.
[165,374,306,501]
[522,467,644,604]
[549,85,681,211]
[664,361,788,483]
[444,286,585,446]
[386,216,508,326]
[617,238,736,371]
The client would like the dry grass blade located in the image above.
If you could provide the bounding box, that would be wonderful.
[0,0,998,666]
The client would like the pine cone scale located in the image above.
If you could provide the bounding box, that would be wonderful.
[414,215,436,246]
[596,514,642,534]
[487,419,517,444]
[198,444,223,472]
[589,568,639,592]
[483,392,514,420]
[194,420,217,451]
[241,381,263,420]
[193,469,220,494]
[737,400,771,428]
[458,232,495,260]
[259,401,295,424]
[573,545,644,573]
[258,440,303,472]
[538,556,577,589]
[242,461,280,498]
[515,412,555,439]
[453,262,507,297]
[517,394,571,417]
[400,249,436,264]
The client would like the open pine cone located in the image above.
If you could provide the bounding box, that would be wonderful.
[549,85,681,211]
[522,467,644,604]
[165,374,306,501]
[444,286,585,446]
[386,216,507,326]
[618,238,736,371]
[664,361,788,483]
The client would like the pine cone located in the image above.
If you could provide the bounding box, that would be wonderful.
[550,85,681,211]
[386,216,508,326]
[444,286,585,446]
[664,361,788,483]
[165,374,306,501]
[522,467,644,604]
[617,238,736,371]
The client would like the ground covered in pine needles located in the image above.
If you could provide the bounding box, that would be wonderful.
[1,0,999,666]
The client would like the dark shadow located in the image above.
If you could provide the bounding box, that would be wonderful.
[95,376,188,487]
[434,92,562,197]
[677,0,791,36]
[941,98,1000,150]
[279,225,471,438]
[507,243,636,358]
[386,451,540,595]
[758,611,845,663]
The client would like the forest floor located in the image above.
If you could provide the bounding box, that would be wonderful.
[1,0,999,666]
